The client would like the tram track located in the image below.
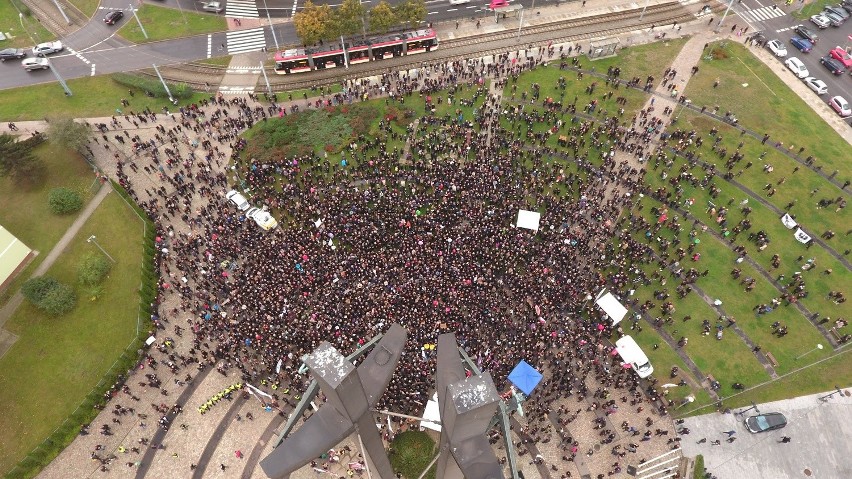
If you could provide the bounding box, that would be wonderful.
[134,1,721,92]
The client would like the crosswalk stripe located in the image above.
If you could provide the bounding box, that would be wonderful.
[227,0,259,18]
[226,27,266,54]
[743,6,786,22]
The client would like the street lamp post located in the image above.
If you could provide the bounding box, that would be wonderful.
[131,4,149,40]
[715,0,735,33]
[676,395,695,409]
[87,235,116,263]
[795,343,823,360]
[18,13,37,45]
[818,386,844,402]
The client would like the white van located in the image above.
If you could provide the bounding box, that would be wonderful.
[615,335,654,379]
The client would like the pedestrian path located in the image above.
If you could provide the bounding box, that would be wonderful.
[740,5,786,23]
[226,27,267,54]
[226,0,260,18]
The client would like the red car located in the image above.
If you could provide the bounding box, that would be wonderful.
[829,47,852,68]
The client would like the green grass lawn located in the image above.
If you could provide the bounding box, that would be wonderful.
[0,2,54,48]
[66,0,99,18]
[117,3,227,44]
[0,142,96,303]
[685,41,849,187]
[0,75,209,121]
[791,0,833,18]
[195,55,233,67]
[0,192,144,476]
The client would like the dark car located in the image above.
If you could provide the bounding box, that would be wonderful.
[0,48,26,62]
[794,25,819,44]
[820,55,846,75]
[790,36,813,53]
[745,412,788,433]
[104,10,124,25]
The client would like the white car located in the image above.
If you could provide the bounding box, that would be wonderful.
[226,189,250,211]
[246,207,278,231]
[766,39,787,57]
[22,57,49,71]
[810,13,831,28]
[449,0,471,4]
[828,95,851,116]
[202,2,224,12]
[785,57,809,78]
[32,41,63,57]
[803,76,828,95]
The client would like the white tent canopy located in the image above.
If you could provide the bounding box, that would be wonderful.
[595,290,628,326]
[516,210,541,231]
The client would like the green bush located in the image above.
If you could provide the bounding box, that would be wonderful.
[388,431,436,479]
[47,187,83,215]
[110,73,194,100]
[77,253,112,286]
[21,276,77,316]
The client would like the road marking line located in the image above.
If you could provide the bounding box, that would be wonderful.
[91,64,96,76]
[207,34,212,58]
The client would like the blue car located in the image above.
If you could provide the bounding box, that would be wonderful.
[790,36,813,53]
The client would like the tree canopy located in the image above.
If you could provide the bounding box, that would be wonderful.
[46,116,91,154]
[294,1,335,46]
[0,133,45,182]
[369,1,397,34]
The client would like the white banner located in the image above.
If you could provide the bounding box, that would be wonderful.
[794,228,812,244]
[245,383,273,399]
[780,213,798,229]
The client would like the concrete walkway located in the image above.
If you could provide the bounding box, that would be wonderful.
[0,185,111,359]
[679,387,852,479]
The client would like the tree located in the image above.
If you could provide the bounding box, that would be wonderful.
[78,253,112,286]
[46,116,90,153]
[22,276,77,316]
[393,0,426,30]
[48,187,83,215]
[294,1,335,46]
[336,0,366,37]
[0,133,44,181]
[369,1,397,34]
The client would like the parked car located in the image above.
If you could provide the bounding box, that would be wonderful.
[246,207,278,231]
[21,57,49,71]
[829,47,852,67]
[821,9,845,26]
[745,413,787,433]
[0,48,26,62]
[828,96,851,116]
[104,10,124,25]
[825,5,850,19]
[766,39,787,57]
[202,2,225,12]
[32,41,64,57]
[795,25,819,43]
[785,57,809,78]
[804,77,828,95]
[789,36,813,53]
[810,13,831,28]
[820,55,846,74]
[226,189,250,211]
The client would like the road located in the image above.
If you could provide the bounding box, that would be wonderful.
[0,0,530,90]
[728,0,852,121]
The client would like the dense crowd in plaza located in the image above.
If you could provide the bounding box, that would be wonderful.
[74,37,848,476]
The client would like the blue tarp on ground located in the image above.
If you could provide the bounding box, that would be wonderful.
[508,360,542,396]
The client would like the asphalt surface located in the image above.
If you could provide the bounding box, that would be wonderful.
[729,0,852,122]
